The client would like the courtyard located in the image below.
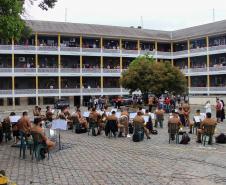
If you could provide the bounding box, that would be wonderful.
[0,106,226,185]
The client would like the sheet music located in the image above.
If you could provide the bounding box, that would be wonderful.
[129,113,137,119]
[143,116,149,123]
[9,116,21,123]
[51,119,67,130]
[83,111,90,118]
[116,112,121,118]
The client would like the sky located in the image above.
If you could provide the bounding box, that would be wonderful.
[23,0,226,31]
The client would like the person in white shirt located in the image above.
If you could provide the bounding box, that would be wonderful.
[205,101,211,113]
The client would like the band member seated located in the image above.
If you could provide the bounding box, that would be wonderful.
[17,111,31,137]
[168,110,182,140]
[133,111,150,139]
[89,107,103,135]
[196,112,217,143]
[62,106,73,129]
[31,117,55,151]
[105,111,118,137]
[73,109,88,129]
[118,109,129,137]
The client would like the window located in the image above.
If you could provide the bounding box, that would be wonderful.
[43,97,55,105]
[28,97,36,105]
[7,98,13,106]
[0,99,3,106]
[15,98,20,106]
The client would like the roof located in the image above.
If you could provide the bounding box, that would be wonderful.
[25,20,172,41]
[25,19,226,42]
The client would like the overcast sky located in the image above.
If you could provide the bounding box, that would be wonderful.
[24,0,226,31]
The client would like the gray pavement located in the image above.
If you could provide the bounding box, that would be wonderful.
[0,106,226,185]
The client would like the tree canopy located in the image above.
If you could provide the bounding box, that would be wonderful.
[120,55,187,97]
[0,0,57,41]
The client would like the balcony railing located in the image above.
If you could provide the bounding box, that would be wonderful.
[190,47,207,53]
[122,49,138,54]
[209,87,226,92]
[82,88,101,93]
[189,87,208,92]
[0,68,12,73]
[122,88,130,93]
[38,89,59,94]
[14,45,36,51]
[209,44,226,51]
[102,69,121,73]
[180,68,188,74]
[14,89,36,95]
[60,68,80,73]
[60,46,80,52]
[38,68,59,73]
[209,66,226,72]
[103,88,121,93]
[173,50,188,56]
[0,45,12,50]
[82,68,101,73]
[189,67,207,73]
[140,50,155,55]
[102,49,120,54]
[157,51,172,56]
[0,90,12,95]
[37,46,58,51]
[61,88,81,94]
[82,48,101,53]
[14,68,36,73]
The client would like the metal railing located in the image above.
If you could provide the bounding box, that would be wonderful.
[38,68,59,73]
[157,51,172,56]
[0,45,12,50]
[60,68,80,73]
[0,90,12,95]
[0,68,12,73]
[180,69,189,74]
[82,68,101,73]
[209,66,226,72]
[14,68,36,73]
[82,48,101,53]
[209,87,226,92]
[103,88,121,93]
[60,46,80,52]
[190,47,207,53]
[37,46,58,51]
[102,49,120,53]
[139,50,155,55]
[189,87,208,91]
[122,49,138,54]
[189,67,207,73]
[208,44,226,51]
[14,45,36,51]
[173,50,188,56]
[82,88,101,93]
[15,89,36,95]
[38,89,59,94]
[61,88,81,94]
[102,69,121,73]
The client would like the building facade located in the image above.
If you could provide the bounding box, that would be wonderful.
[1,20,226,107]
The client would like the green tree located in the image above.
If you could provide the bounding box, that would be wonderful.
[120,55,187,101]
[0,0,57,41]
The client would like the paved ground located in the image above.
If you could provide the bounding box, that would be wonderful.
[0,106,226,185]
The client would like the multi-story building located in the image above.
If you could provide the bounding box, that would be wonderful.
[1,20,226,108]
